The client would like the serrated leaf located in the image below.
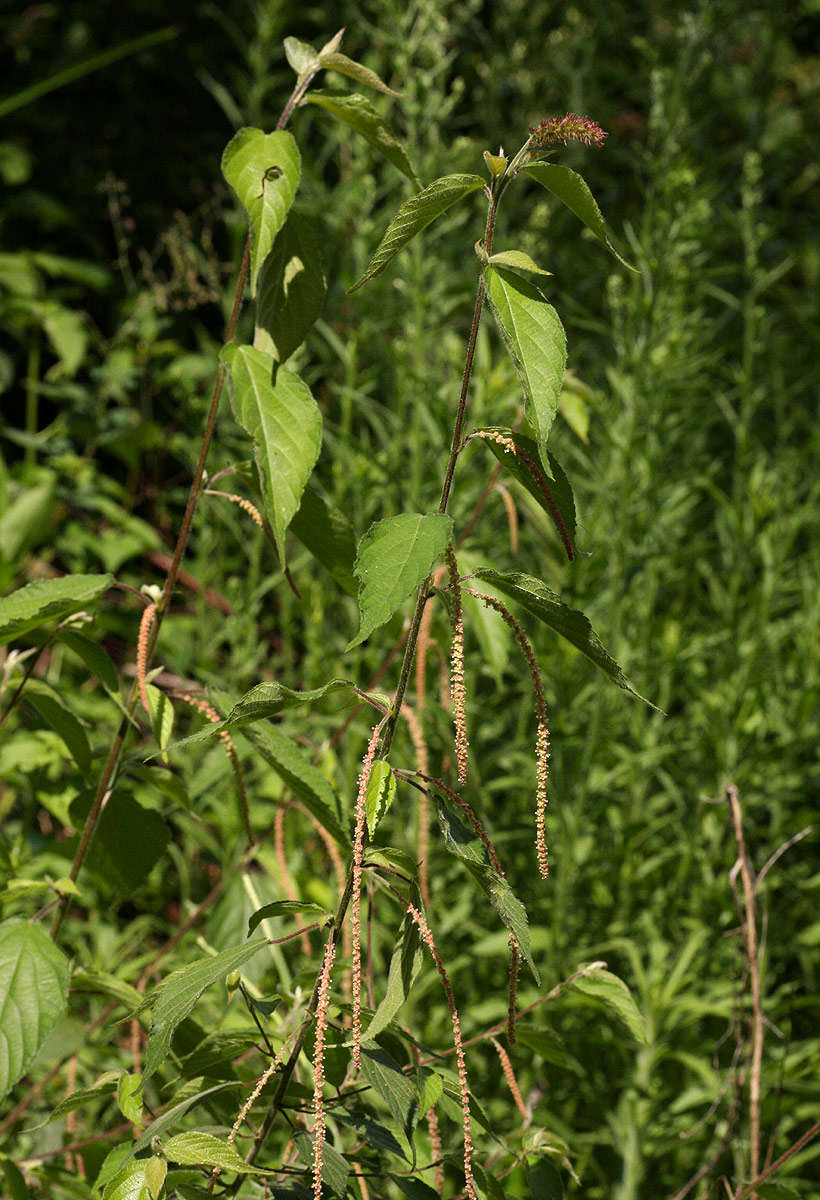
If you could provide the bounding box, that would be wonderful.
[145,685,174,762]
[571,967,649,1044]
[349,174,485,291]
[365,760,396,838]
[0,573,112,645]
[391,1178,441,1199]
[221,344,321,566]
[472,569,658,708]
[362,846,418,879]
[58,630,120,694]
[0,919,70,1099]
[254,211,326,363]
[293,1129,349,1196]
[163,1131,272,1173]
[417,1067,443,1117]
[522,162,634,269]
[484,265,566,473]
[434,796,539,984]
[364,909,423,1041]
[320,51,400,97]
[247,900,329,936]
[221,127,300,294]
[360,1047,419,1140]
[24,680,92,776]
[347,512,453,649]
[283,36,319,76]
[305,91,418,185]
[487,249,552,276]
[69,791,170,895]
[129,1081,240,1155]
[117,1072,143,1125]
[290,484,358,595]
[141,938,267,1079]
[25,1069,121,1130]
[71,968,143,1012]
[102,1161,150,1200]
[238,723,348,847]
[475,428,577,552]
[143,1157,167,1200]
[336,1111,408,1160]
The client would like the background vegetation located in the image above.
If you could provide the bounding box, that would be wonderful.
[1,1,818,1197]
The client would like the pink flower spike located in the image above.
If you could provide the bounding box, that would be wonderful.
[528,113,608,150]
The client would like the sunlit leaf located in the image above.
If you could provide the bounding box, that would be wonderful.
[221,127,300,293]
[570,966,649,1044]
[522,162,634,269]
[320,52,400,97]
[0,919,70,1099]
[247,900,330,936]
[366,759,396,838]
[305,91,418,185]
[0,573,112,645]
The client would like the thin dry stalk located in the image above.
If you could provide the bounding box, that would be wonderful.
[446,546,469,786]
[313,933,337,1200]
[495,482,519,554]
[136,603,156,712]
[491,1038,529,1121]
[401,702,431,909]
[350,722,385,1073]
[353,1162,370,1200]
[726,784,764,1196]
[467,590,550,878]
[63,1055,82,1175]
[209,1046,287,1192]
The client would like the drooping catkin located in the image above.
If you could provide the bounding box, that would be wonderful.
[136,602,156,712]
[446,546,469,786]
[467,591,551,879]
[313,932,337,1200]
[178,692,252,845]
[350,722,384,1073]
[404,901,475,1200]
[401,702,431,909]
[305,806,351,999]
[491,1038,529,1121]
[205,489,265,529]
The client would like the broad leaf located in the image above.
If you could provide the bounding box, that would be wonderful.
[293,1129,349,1196]
[365,759,396,838]
[163,1131,272,1173]
[143,1158,166,1200]
[247,900,330,936]
[347,512,453,649]
[360,1047,419,1140]
[305,91,418,185]
[364,911,423,1041]
[487,249,551,276]
[290,484,358,595]
[475,428,577,552]
[484,265,566,473]
[221,344,321,566]
[472,569,657,708]
[320,51,400,97]
[254,211,326,363]
[102,1161,151,1200]
[522,162,633,269]
[349,174,485,291]
[0,919,70,1099]
[221,127,300,294]
[117,1072,143,1124]
[24,680,91,776]
[0,573,112,645]
[570,966,649,1044]
[69,791,170,894]
[239,723,349,847]
[336,1110,408,1160]
[58,629,120,694]
[141,938,268,1078]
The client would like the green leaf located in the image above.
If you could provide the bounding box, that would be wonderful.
[117,1072,143,1125]
[364,909,423,1042]
[522,162,634,269]
[527,1161,565,1199]
[1,1159,30,1200]
[0,918,70,1099]
[471,569,658,708]
[290,484,358,595]
[570,966,649,1044]
[58,630,120,694]
[26,1069,121,1130]
[434,796,539,984]
[221,127,301,294]
[238,723,349,849]
[40,299,87,379]
[162,1131,272,1173]
[0,573,112,645]
[349,174,485,291]
[247,900,330,936]
[145,684,174,762]
[360,1046,418,1140]
[140,938,268,1079]
[474,428,577,552]
[347,512,453,649]
[487,249,552,276]
[24,680,92,776]
[417,1067,443,1117]
[320,51,400,97]
[254,211,326,363]
[484,265,567,473]
[283,36,319,76]
[305,91,418,185]
[293,1129,349,1195]
[71,968,143,1012]
[143,1158,167,1200]
[365,760,396,839]
[221,344,321,567]
[392,1178,441,1199]
[69,791,170,895]
[102,1161,151,1200]
[336,1111,408,1160]
[0,478,57,562]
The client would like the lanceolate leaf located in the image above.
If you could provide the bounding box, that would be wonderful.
[141,938,268,1079]
[24,680,92,776]
[305,91,419,186]
[162,1131,273,1173]
[570,966,649,1044]
[221,344,321,566]
[320,51,400,97]
[365,760,397,839]
[247,900,330,936]
[349,174,486,291]
[487,249,552,276]
[348,512,453,649]
[484,265,567,474]
[293,1129,350,1195]
[473,569,657,708]
[0,573,112,645]
[290,484,358,595]
[475,427,577,551]
[254,211,326,363]
[221,127,301,294]
[0,919,70,1100]
[360,1047,419,1140]
[57,629,120,694]
[364,910,423,1041]
[522,162,634,269]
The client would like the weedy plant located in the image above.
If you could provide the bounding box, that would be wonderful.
[4,24,765,1200]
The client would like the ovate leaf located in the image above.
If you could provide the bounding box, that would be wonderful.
[254,211,326,363]
[347,512,453,649]
[487,249,551,276]
[0,919,70,1099]
[117,1072,143,1125]
[364,910,423,1041]
[484,265,566,473]
[570,967,649,1044]
[472,569,657,708]
[283,36,319,76]
[290,484,358,595]
[163,1131,272,1173]
[349,174,485,291]
[0,573,112,645]
[221,344,321,566]
[69,791,170,894]
[365,760,396,838]
[24,680,92,776]
[143,1158,167,1200]
[58,630,120,694]
[145,684,174,762]
[247,900,330,936]
[320,51,400,97]
[141,938,268,1078]
[221,127,300,294]
[360,1047,418,1140]
[522,162,634,269]
[305,91,418,185]
[102,1161,150,1200]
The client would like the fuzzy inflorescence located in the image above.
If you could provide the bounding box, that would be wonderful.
[312,932,337,1200]
[528,113,607,150]
[446,546,469,786]
[136,602,157,713]
[350,722,384,1073]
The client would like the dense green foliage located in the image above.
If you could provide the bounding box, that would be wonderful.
[1,3,818,1199]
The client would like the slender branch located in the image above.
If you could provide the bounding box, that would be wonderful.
[734,1119,820,1200]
